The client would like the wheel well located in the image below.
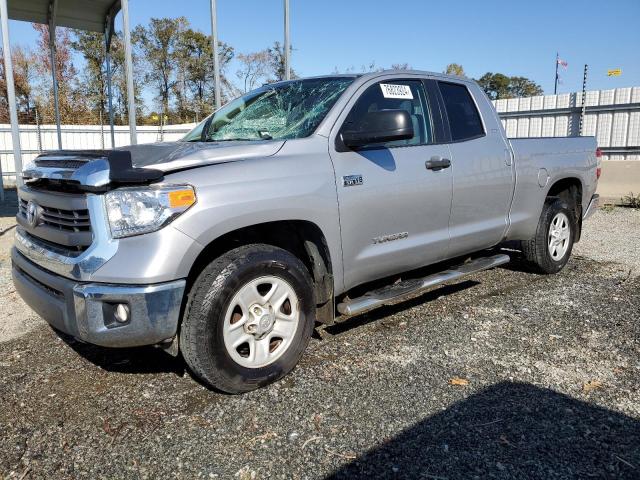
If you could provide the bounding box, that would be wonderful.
[186,221,334,320]
[547,177,583,240]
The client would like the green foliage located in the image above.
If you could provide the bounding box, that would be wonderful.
[267,41,297,82]
[477,72,543,100]
[621,192,640,208]
[133,17,189,120]
[444,63,465,77]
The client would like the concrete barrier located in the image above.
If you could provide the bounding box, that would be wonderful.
[598,161,640,204]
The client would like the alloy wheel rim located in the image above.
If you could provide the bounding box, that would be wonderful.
[222,276,300,368]
[548,212,571,261]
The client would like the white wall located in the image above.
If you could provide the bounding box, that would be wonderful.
[0,123,195,184]
[494,87,640,161]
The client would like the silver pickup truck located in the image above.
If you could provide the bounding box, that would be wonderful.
[12,70,600,393]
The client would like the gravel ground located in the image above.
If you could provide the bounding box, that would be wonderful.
[0,197,639,479]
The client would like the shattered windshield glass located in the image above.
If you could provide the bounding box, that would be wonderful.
[182,77,354,142]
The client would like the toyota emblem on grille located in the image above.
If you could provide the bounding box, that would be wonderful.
[26,200,40,227]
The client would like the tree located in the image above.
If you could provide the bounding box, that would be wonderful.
[71,31,106,122]
[134,17,188,122]
[0,45,37,122]
[32,24,87,123]
[509,76,543,98]
[391,63,412,70]
[267,41,297,81]
[72,30,143,125]
[477,72,512,100]
[236,50,270,93]
[444,63,465,77]
[477,72,543,99]
[174,28,234,121]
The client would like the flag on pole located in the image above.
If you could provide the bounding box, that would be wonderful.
[557,58,568,68]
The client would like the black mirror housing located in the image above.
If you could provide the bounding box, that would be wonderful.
[340,109,414,149]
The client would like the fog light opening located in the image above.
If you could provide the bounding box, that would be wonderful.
[114,303,130,323]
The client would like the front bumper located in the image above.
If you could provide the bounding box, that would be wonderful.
[12,248,186,348]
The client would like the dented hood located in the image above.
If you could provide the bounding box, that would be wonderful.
[122,140,286,172]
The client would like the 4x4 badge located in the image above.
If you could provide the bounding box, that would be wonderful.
[343,175,363,187]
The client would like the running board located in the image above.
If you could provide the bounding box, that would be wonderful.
[337,254,510,316]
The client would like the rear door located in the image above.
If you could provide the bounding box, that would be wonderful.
[329,77,453,290]
[435,80,514,257]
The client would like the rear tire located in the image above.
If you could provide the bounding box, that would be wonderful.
[521,198,576,274]
[180,244,315,393]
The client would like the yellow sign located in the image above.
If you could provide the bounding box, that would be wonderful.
[607,69,622,77]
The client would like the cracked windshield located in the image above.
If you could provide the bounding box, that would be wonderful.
[183,77,354,142]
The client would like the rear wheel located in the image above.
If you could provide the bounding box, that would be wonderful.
[180,244,315,393]
[521,198,576,274]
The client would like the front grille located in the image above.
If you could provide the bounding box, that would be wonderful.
[19,199,91,233]
[17,188,93,254]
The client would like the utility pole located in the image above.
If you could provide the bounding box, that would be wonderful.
[554,52,559,95]
[579,64,588,136]
[284,0,290,80]
[210,0,221,110]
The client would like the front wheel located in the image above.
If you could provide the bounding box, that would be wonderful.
[180,244,315,393]
[521,198,576,274]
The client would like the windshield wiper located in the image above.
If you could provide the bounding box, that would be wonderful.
[204,138,258,142]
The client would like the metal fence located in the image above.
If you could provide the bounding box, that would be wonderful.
[494,86,640,161]
[2,86,640,184]
[0,123,195,184]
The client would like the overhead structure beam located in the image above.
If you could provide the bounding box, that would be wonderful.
[121,0,136,144]
[283,0,290,80]
[48,0,62,149]
[0,0,22,191]
[209,0,221,110]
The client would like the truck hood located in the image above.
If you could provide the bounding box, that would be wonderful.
[123,140,286,172]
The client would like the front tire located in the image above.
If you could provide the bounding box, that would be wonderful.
[180,244,315,393]
[521,198,576,274]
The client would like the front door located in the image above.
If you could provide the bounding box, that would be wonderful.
[329,78,453,290]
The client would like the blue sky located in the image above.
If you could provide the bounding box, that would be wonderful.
[6,0,640,95]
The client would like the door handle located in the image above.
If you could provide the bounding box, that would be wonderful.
[425,157,451,171]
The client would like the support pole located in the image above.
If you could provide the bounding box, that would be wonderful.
[554,52,559,95]
[48,0,62,149]
[104,13,116,149]
[0,0,22,191]
[36,109,42,152]
[121,0,137,144]
[209,0,221,110]
[283,0,290,80]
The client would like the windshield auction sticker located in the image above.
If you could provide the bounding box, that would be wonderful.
[379,83,413,99]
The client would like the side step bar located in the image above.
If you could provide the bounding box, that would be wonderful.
[337,254,510,316]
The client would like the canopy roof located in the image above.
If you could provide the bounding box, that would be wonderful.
[8,0,120,32]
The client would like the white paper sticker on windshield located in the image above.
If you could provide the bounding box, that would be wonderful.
[380,83,413,99]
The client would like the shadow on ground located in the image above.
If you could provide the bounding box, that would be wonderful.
[327,382,639,479]
[56,330,185,376]
[0,188,18,218]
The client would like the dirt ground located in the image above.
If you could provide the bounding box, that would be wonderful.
[1,191,638,479]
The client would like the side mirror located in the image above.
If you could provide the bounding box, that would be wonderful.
[340,109,414,149]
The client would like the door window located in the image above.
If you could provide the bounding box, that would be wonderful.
[438,82,484,141]
[342,80,432,148]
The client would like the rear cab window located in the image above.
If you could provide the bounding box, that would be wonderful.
[437,82,485,142]
[341,80,433,148]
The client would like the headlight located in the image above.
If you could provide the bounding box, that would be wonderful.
[105,185,196,238]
